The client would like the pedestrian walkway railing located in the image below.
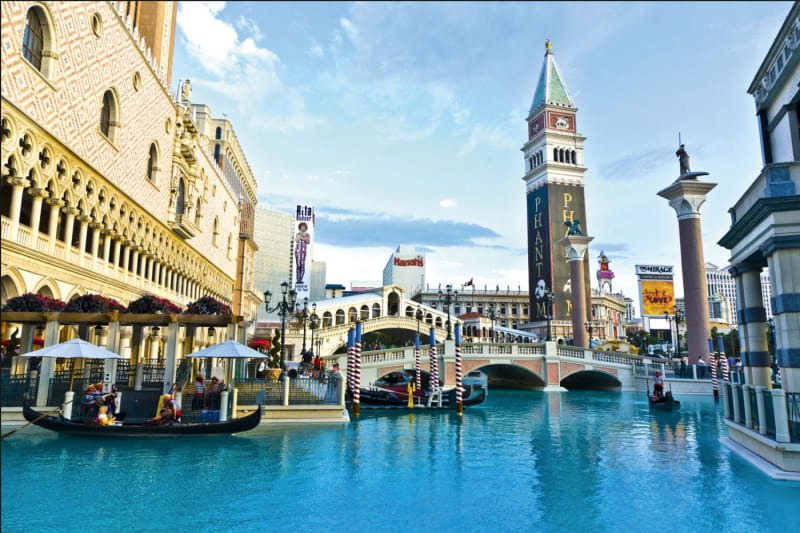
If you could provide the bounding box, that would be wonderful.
[233,378,282,405]
[788,392,800,442]
[0,373,38,407]
[762,388,776,437]
[289,377,341,405]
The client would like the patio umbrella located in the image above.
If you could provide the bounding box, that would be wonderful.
[20,338,125,391]
[184,340,268,359]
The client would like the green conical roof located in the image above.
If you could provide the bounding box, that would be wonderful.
[529,42,575,115]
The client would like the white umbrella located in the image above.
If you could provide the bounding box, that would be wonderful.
[184,340,267,359]
[19,338,125,359]
[20,338,124,392]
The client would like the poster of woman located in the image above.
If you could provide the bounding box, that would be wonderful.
[294,221,310,284]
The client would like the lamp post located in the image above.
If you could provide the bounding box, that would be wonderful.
[308,305,319,357]
[438,284,458,340]
[674,309,683,359]
[415,306,424,336]
[536,288,555,342]
[584,321,597,346]
[664,311,676,359]
[296,298,314,356]
[488,304,497,343]
[263,281,297,367]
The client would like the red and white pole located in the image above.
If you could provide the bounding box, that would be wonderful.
[414,334,421,390]
[346,328,354,393]
[429,328,439,401]
[353,322,362,417]
[455,324,463,415]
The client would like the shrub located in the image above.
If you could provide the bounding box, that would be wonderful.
[184,296,231,315]
[62,294,126,313]
[1,293,65,312]
[126,294,182,314]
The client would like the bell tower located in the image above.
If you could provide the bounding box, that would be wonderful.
[523,41,591,340]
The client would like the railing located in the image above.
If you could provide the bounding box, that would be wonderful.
[36,234,48,253]
[141,364,165,389]
[749,387,759,430]
[557,346,586,360]
[788,392,800,442]
[1,216,10,239]
[488,345,512,355]
[362,349,408,365]
[289,377,340,405]
[115,361,131,388]
[736,385,746,421]
[234,378,282,405]
[762,388,776,437]
[54,240,65,259]
[17,225,31,247]
[0,374,39,407]
[517,344,545,355]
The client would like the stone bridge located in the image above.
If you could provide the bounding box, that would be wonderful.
[324,342,684,392]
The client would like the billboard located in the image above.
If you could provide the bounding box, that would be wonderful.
[640,280,675,316]
[527,183,590,323]
[293,204,314,301]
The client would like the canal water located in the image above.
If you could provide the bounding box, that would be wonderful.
[2,390,799,532]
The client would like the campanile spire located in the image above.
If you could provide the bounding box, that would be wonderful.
[522,41,591,341]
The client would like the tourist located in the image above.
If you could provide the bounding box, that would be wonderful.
[313,354,321,370]
[192,375,205,412]
[653,371,664,399]
[206,376,222,410]
[80,384,101,422]
[697,357,706,379]
[679,356,687,378]
[102,390,126,422]
[256,359,267,379]
[332,362,343,379]
[146,402,175,426]
[94,405,120,426]
[163,394,180,421]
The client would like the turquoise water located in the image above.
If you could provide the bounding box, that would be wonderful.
[2,390,799,533]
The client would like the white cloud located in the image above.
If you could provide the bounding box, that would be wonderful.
[177,2,321,132]
[440,199,457,208]
[339,17,358,41]
[458,124,517,156]
[308,40,324,57]
[236,15,264,41]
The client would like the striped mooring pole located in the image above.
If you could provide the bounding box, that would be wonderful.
[718,336,730,383]
[346,328,354,393]
[708,339,718,399]
[353,322,362,417]
[429,328,439,402]
[414,334,421,391]
[455,324,463,415]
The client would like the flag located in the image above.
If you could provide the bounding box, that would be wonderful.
[464,278,473,287]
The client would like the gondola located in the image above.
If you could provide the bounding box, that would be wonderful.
[648,391,680,413]
[355,384,487,409]
[22,404,261,438]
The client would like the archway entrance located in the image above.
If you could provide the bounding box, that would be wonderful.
[560,370,621,390]
[470,364,545,390]
[387,291,400,316]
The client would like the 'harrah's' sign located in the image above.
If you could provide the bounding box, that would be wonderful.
[394,256,424,267]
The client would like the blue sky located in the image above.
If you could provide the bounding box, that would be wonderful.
[172,1,792,310]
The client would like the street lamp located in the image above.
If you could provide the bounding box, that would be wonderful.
[674,309,683,359]
[536,288,555,342]
[584,321,598,346]
[488,304,497,343]
[308,305,319,357]
[415,306,424,336]
[295,298,313,356]
[263,281,297,367]
[438,284,458,340]
[664,310,678,359]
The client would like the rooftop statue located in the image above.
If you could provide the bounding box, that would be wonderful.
[564,219,584,236]
[676,143,691,175]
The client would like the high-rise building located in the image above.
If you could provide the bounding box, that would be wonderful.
[382,245,425,297]
[310,261,326,302]
[253,206,294,321]
[117,1,177,85]
[705,263,772,325]
[523,41,591,340]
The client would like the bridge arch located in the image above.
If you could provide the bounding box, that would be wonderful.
[387,290,401,315]
[560,369,621,390]
[467,363,545,390]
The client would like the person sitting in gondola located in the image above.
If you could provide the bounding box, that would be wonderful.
[94,405,120,426]
[162,394,180,422]
[81,384,102,422]
[653,371,664,399]
[192,375,205,412]
[145,402,175,426]
[101,389,127,422]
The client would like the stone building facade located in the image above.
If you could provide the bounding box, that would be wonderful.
[1,2,256,330]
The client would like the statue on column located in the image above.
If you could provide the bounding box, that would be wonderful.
[676,144,691,175]
[564,219,584,236]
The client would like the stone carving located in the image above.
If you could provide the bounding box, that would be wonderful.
[564,219,584,236]
[554,117,569,129]
[676,144,691,175]
[181,79,192,105]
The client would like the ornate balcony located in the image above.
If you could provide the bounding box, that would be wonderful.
[169,213,197,239]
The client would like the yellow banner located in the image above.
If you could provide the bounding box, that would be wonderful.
[641,280,675,316]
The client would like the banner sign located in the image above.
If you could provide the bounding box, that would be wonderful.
[640,280,675,316]
[293,204,314,301]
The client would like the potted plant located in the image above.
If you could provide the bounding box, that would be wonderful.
[62,294,126,313]
[2,293,65,312]
[126,294,182,314]
[184,296,231,315]
[265,329,282,379]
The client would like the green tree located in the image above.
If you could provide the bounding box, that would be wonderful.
[268,329,282,369]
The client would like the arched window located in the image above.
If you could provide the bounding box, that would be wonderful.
[335,309,345,325]
[213,144,220,164]
[571,150,577,164]
[146,143,158,182]
[215,127,222,139]
[99,90,119,143]
[194,198,202,225]
[22,8,44,70]
[373,303,381,318]
[559,149,564,162]
[176,179,185,215]
[553,148,558,161]
[323,311,333,327]
[212,217,219,245]
[226,233,232,258]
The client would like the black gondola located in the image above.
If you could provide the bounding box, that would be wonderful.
[22,404,261,438]
[355,385,487,409]
[648,391,680,412]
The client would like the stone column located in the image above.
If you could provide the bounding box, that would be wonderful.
[89,222,102,261]
[120,242,129,273]
[28,188,45,234]
[35,317,60,406]
[163,321,179,394]
[103,233,114,273]
[77,216,89,256]
[658,177,716,364]
[6,177,29,239]
[46,198,63,253]
[766,246,800,393]
[733,264,770,388]
[62,207,77,250]
[131,249,140,281]
[558,235,594,348]
[144,256,152,288]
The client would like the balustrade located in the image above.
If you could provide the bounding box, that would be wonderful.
[17,226,31,247]
[1,216,10,239]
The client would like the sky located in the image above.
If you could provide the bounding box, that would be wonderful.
[171,1,792,312]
